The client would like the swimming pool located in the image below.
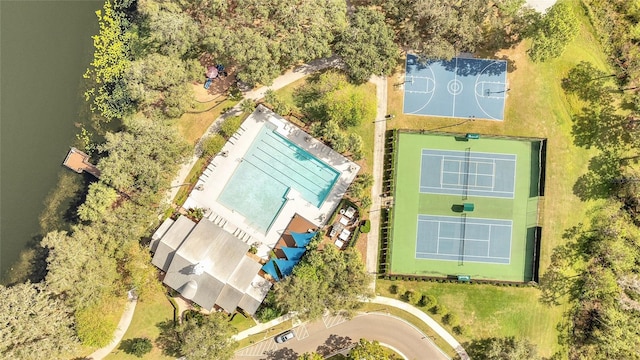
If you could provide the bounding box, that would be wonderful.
[218,125,340,233]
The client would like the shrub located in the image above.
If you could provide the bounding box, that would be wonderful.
[219,115,244,138]
[443,313,459,326]
[360,219,371,233]
[121,337,153,358]
[419,294,437,308]
[430,304,447,315]
[389,284,404,295]
[404,290,421,305]
[452,325,466,336]
[201,134,226,159]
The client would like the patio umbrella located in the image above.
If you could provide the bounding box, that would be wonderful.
[206,66,218,79]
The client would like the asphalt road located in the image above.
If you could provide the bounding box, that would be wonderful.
[235,313,449,360]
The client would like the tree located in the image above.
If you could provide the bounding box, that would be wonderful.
[0,282,78,360]
[336,8,399,83]
[466,337,540,360]
[528,2,578,62]
[83,0,133,122]
[77,182,118,222]
[137,0,199,58]
[41,230,119,309]
[348,339,400,360]
[298,353,324,360]
[121,337,153,358]
[275,246,372,320]
[97,115,189,201]
[177,313,238,360]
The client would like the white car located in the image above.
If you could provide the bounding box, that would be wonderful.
[274,330,295,343]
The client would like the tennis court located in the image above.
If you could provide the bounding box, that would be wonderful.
[403,54,508,120]
[416,215,512,264]
[388,131,544,282]
[420,149,516,198]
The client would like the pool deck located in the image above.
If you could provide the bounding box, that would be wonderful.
[183,105,360,259]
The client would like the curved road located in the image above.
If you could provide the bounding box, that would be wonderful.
[235,313,448,360]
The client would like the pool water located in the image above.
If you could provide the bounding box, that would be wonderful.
[218,125,340,233]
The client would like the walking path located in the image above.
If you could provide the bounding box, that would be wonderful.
[370,296,469,360]
[166,56,343,204]
[366,75,388,282]
[234,296,467,359]
[86,299,137,360]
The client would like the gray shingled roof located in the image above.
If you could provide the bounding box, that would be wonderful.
[150,218,175,253]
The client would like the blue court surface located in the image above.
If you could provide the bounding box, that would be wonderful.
[403,54,508,120]
[416,215,512,264]
[420,149,516,198]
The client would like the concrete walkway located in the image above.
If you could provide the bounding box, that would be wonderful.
[86,299,137,360]
[370,296,469,360]
[366,75,388,282]
[233,313,295,341]
[166,56,343,204]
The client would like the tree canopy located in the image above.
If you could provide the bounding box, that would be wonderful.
[528,2,579,62]
[274,244,372,321]
[336,7,399,83]
[0,282,78,360]
[177,312,238,360]
[348,339,401,360]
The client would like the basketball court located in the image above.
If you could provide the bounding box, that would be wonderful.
[403,54,508,120]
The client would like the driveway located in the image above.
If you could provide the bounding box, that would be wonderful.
[235,313,449,360]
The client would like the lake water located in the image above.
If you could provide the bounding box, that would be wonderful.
[0,0,102,281]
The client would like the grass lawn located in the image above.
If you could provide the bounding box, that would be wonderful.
[104,286,175,360]
[236,319,294,349]
[379,0,609,356]
[358,303,458,358]
[230,312,258,332]
[377,279,564,357]
[176,98,239,145]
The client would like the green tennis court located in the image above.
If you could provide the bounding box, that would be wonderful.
[388,131,544,282]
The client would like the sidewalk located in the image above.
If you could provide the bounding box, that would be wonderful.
[232,313,295,341]
[370,296,469,360]
[166,56,343,205]
[86,299,138,360]
[366,75,388,283]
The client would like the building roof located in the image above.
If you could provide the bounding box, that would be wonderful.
[150,218,175,253]
[151,217,268,314]
[151,216,196,271]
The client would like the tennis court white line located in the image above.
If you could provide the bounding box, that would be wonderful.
[418,219,512,227]
[439,236,491,242]
[436,222,441,253]
[419,185,514,195]
[415,251,510,261]
[487,226,492,257]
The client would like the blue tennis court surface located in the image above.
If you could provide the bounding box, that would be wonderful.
[420,149,516,198]
[403,54,508,120]
[416,215,512,264]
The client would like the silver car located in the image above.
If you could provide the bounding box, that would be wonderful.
[274,330,295,343]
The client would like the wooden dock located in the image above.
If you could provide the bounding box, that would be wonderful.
[62,147,101,178]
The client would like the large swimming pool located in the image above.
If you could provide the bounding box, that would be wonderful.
[218,124,340,233]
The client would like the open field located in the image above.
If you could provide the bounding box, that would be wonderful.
[376,279,565,357]
[105,287,175,360]
[379,0,609,355]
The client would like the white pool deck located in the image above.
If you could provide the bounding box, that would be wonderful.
[183,105,360,259]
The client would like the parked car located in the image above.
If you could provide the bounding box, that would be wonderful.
[274,330,295,343]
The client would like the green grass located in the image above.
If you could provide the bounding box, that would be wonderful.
[104,286,175,360]
[236,319,294,349]
[230,312,257,332]
[389,132,540,281]
[376,279,564,357]
[358,303,458,359]
[176,98,239,145]
[380,0,609,355]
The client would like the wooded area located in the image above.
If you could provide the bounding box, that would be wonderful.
[5,0,632,358]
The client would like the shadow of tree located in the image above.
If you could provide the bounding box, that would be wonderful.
[263,347,299,360]
[315,334,354,356]
[155,320,182,357]
[573,151,622,201]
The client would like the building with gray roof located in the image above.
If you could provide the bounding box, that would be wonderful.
[151,217,270,314]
